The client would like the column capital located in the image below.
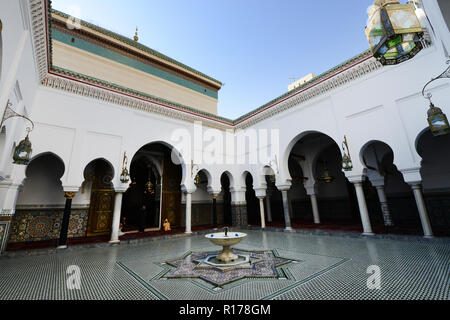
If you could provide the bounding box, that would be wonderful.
[114,182,129,193]
[400,167,422,185]
[304,184,318,196]
[347,175,365,184]
[181,186,196,194]
[409,183,423,190]
[277,185,291,192]
[64,192,76,199]
[207,186,221,197]
[254,187,267,199]
[63,186,80,193]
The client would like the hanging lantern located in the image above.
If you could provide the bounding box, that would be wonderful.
[319,161,335,184]
[145,179,155,195]
[13,134,32,165]
[120,152,130,183]
[120,167,129,183]
[427,102,450,136]
[342,154,353,171]
[422,60,450,136]
[365,0,424,66]
[269,174,276,183]
[342,136,353,171]
[194,174,200,186]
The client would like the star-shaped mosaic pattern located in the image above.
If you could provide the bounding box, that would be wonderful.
[161,249,295,287]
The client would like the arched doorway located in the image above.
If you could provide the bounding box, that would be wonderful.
[361,140,422,235]
[288,156,309,223]
[82,159,115,237]
[416,129,450,236]
[121,143,181,234]
[220,172,232,226]
[263,166,283,226]
[191,169,214,228]
[285,132,361,231]
[244,172,259,226]
[8,153,66,248]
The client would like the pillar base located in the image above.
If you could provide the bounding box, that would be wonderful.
[362,232,375,236]
[284,227,293,232]
[424,235,434,239]
[185,231,193,235]
[57,245,67,250]
[109,240,120,244]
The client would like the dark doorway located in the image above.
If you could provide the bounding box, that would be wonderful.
[220,173,232,226]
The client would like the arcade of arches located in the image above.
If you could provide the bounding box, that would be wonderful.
[3,129,450,251]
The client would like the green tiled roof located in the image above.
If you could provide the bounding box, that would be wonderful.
[50,8,223,87]
[46,1,374,126]
[50,66,234,125]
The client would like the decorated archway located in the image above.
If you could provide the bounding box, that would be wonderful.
[121,142,183,234]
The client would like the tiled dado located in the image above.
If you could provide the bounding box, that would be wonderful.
[8,206,89,243]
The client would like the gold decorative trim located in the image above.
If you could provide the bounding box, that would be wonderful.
[64,192,76,199]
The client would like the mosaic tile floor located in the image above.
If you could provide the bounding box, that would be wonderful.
[0,230,448,300]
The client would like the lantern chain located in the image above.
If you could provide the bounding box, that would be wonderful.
[422,60,450,102]
[0,100,35,133]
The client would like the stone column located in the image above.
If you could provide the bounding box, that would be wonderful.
[310,194,321,224]
[57,191,76,249]
[258,197,266,228]
[410,183,433,238]
[109,189,126,244]
[352,180,374,235]
[305,185,320,224]
[265,196,273,223]
[212,193,218,229]
[375,185,393,227]
[279,188,292,231]
[185,191,193,234]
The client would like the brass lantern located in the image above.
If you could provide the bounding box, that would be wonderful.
[120,152,130,183]
[319,161,335,184]
[422,60,450,136]
[427,102,450,136]
[194,174,200,186]
[342,136,353,171]
[13,133,32,165]
[365,0,424,65]
[145,180,155,195]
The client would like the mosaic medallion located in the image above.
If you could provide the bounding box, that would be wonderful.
[160,249,297,287]
[28,216,52,238]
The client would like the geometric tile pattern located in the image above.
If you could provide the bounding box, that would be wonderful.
[160,249,294,287]
[8,208,89,243]
[0,230,449,300]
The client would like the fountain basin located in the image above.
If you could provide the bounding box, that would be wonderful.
[205,232,247,263]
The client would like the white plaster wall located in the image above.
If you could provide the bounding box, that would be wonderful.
[1,0,450,204]
[0,0,40,180]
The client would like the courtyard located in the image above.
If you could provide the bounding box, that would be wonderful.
[0,229,448,300]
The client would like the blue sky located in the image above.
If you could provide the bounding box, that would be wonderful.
[51,0,376,119]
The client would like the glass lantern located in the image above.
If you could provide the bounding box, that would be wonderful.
[366,0,424,65]
[427,102,450,136]
[342,154,353,171]
[13,134,32,165]
[120,167,130,183]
